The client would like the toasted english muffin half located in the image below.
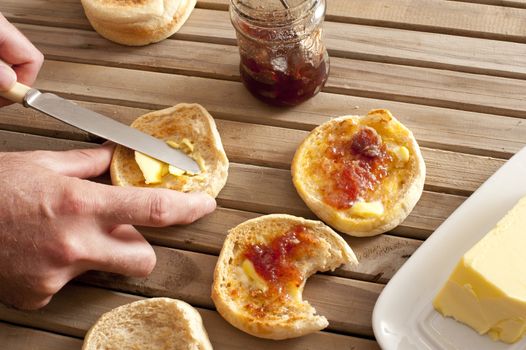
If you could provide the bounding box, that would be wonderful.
[110,103,229,198]
[212,214,357,340]
[81,0,196,46]
[292,109,425,237]
[82,298,213,350]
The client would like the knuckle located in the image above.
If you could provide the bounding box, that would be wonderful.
[134,258,156,278]
[14,295,53,311]
[141,249,157,276]
[148,194,172,226]
[35,51,45,66]
[72,148,98,165]
[20,295,53,310]
[40,229,84,266]
[8,298,43,311]
[56,183,89,216]
[21,150,63,171]
[181,205,202,225]
[0,151,40,168]
[30,150,56,168]
[31,277,63,300]
[53,235,83,266]
[29,296,53,310]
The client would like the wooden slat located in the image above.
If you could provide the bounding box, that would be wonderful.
[1,0,90,29]
[24,60,526,159]
[198,0,526,10]
[9,9,526,80]
[0,322,82,350]
[447,0,526,9]
[0,285,380,349]
[325,57,526,119]
[199,0,526,42]
[327,0,526,43]
[323,22,526,79]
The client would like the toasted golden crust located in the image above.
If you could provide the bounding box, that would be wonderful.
[291,109,426,237]
[211,214,357,340]
[110,103,229,198]
[82,298,213,350]
[81,0,196,46]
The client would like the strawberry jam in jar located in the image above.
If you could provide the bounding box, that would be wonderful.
[230,0,329,106]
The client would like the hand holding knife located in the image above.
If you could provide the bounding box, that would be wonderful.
[0,76,200,174]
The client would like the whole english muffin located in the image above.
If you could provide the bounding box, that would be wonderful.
[82,298,213,350]
[81,0,197,46]
[212,214,358,339]
[110,103,229,198]
[292,109,426,237]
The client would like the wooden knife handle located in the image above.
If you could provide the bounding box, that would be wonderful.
[0,81,31,104]
[0,59,31,104]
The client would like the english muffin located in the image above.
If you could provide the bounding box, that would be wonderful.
[110,103,229,198]
[81,0,196,46]
[212,214,357,339]
[292,109,425,237]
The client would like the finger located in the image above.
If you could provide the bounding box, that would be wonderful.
[87,182,217,226]
[3,293,53,311]
[0,61,17,107]
[32,144,115,178]
[0,14,44,86]
[0,63,16,90]
[0,273,57,310]
[86,225,156,277]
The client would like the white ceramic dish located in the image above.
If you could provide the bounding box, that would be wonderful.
[372,146,526,350]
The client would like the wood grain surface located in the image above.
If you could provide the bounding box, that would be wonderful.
[0,0,524,348]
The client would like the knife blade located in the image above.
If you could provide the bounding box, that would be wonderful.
[1,83,201,174]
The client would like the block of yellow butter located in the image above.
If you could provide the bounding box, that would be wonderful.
[433,196,526,344]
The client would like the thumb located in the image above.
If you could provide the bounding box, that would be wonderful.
[0,63,16,91]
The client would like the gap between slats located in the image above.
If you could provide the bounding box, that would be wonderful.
[446,0,526,9]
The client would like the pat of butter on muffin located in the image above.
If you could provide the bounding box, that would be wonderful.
[349,201,384,218]
[241,259,268,292]
[134,139,204,183]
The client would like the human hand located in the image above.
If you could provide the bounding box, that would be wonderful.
[0,144,216,309]
[0,13,44,106]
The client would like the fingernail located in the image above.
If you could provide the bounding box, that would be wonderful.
[0,65,17,91]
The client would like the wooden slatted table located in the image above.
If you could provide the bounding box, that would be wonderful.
[0,0,525,348]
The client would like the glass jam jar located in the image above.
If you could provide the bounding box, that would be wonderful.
[230,0,329,106]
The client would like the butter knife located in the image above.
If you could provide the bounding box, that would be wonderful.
[0,81,200,174]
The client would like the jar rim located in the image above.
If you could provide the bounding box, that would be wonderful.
[230,0,320,27]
